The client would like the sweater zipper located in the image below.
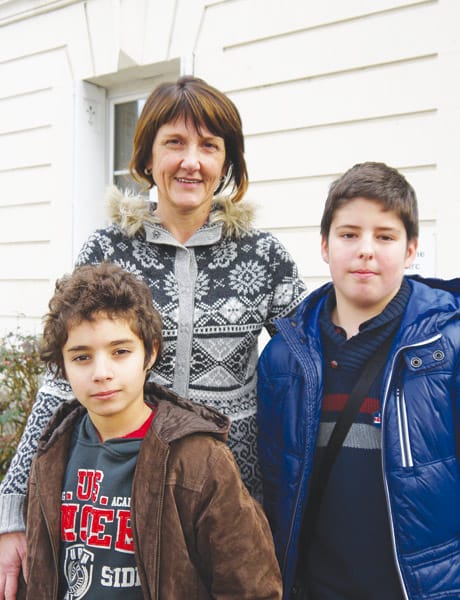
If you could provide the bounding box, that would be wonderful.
[380,333,441,600]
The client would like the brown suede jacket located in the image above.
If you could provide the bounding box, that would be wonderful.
[21,383,282,599]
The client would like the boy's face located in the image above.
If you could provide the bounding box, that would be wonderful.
[321,197,417,318]
[62,314,156,435]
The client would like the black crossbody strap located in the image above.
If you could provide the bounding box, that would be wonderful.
[306,335,393,532]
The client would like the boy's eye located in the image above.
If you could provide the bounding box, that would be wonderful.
[72,354,90,362]
[114,348,130,356]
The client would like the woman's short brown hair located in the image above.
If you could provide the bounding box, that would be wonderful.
[129,76,248,203]
[40,263,163,379]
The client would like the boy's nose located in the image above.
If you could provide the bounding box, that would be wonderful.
[92,357,113,381]
[357,239,375,260]
[358,249,374,259]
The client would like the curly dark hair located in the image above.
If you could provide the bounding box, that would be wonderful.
[40,263,163,379]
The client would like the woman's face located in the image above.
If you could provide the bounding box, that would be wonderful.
[147,117,226,223]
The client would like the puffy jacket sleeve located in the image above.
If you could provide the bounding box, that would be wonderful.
[194,443,282,599]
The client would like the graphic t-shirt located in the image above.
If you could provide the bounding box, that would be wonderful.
[59,412,153,600]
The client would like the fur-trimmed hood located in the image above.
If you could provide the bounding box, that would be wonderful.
[106,185,256,239]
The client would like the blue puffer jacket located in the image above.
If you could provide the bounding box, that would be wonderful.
[257,276,460,600]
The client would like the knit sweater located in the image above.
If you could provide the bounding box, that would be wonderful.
[302,281,411,599]
[0,188,307,531]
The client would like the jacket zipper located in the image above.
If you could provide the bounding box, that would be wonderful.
[132,447,168,600]
[39,494,59,599]
[381,333,442,600]
[154,450,168,599]
[278,319,321,594]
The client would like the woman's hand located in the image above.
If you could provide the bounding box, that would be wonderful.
[0,532,27,600]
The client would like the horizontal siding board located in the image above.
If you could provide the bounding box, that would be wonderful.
[0,88,53,135]
[0,242,50,279]
[0,165,53,207]
[197,1,437,90]
[232,56,438,136]
[0,127,53,171]
[0,204,51,242]
[250,177,332,229]
[245,111,437,181]
[0,4,91,78]
[0,280,52,319]
[0,50,66,99]
[198,0,432,51]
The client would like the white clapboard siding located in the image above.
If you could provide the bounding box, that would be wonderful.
[0,166,53,208]
[0,204,51,243]
[245,112,436,184]
[194,0,442,288]
[0,0,458,331]
[196,0,431,51]
[230,57,438,136]
[0,44,76,331]
[195,1,437,90]
[0,5,92,76]
[0,280,52,332]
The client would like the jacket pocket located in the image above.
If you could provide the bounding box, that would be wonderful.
[402,536,460,599]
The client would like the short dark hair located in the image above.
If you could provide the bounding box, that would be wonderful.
[129,75,248,203]
[40,263,163,379]
[320,162,419,241]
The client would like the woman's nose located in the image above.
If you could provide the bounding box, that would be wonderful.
[180,145,200,171]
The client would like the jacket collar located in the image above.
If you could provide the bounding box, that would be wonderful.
[106,185,255,240]
[37,382,230,454]
[279,275,460,343]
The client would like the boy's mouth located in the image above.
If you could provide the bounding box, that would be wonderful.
[91,389,119,399]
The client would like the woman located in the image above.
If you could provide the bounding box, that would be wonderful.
[0,76,307,598]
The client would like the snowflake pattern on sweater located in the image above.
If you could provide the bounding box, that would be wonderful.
[0,204,306,527]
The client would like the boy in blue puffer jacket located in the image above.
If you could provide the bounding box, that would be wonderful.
[257,161,460,600]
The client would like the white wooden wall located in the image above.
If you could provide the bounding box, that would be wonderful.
[194,0,460,288]
[0,0,459,334]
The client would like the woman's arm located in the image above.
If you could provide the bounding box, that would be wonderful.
[0,375,72,532]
